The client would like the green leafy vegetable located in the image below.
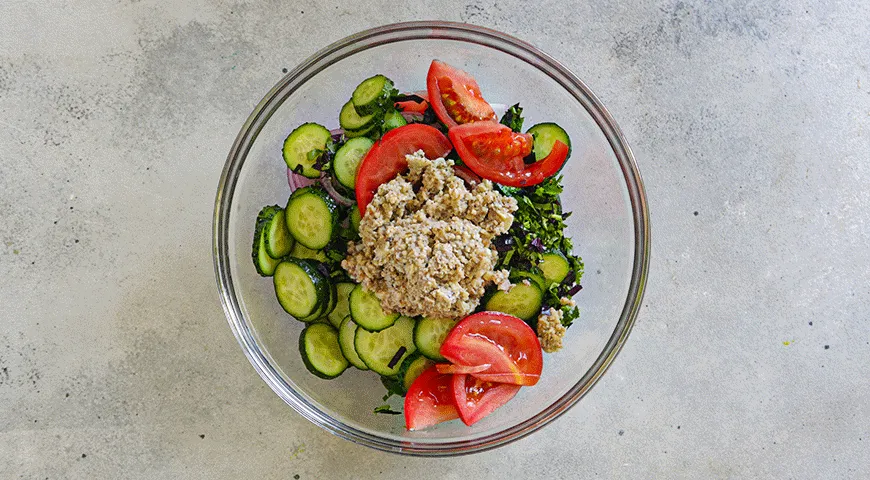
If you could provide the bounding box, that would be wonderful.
[497,175,584,327]
[373,404,402,415]
[499,103,524,132]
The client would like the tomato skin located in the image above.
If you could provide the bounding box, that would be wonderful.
[427,60,496,128]
[404,365,460,431]
[452,374,521,426]
[439,312,543,386]
[355,124,452,215]
[449,121,569,187]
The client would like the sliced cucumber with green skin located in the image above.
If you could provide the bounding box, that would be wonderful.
[382,109,407,132]
[413,317,458,361]
[349,284,399,331]
[299,323,348,379]
[264,208,294,258]
[343,122,379,140]
[333,137,373,190]
[400,353,435,391]
[354,316,417,376]
[509,270,548,292]
[484,282,543,321]
[300,277,337,322]
[285,186,338,250]
[283,123,331,178]
[351,75,394,115]
[327,282,356,328]
[273,259,330,319]
[539,251,571,285]
[527,122,572,160]
[338,316,368,370]
[349,205,362,233]
[252,206,283,276]
[339,100,378,131]
[290,242,328,262]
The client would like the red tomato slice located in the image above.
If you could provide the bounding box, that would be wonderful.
[449,121,569,187]
[452,374,521,426]
[439,312,543,386]
[404,365,460,431]
[436,363,490,375]
[395,92,429,114]
[355,124,452,215]
[427,60,496,128]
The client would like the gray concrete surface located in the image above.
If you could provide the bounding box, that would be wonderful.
[2,0,868,478]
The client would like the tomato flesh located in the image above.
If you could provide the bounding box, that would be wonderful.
[355,124,452,215]
[427,60,496,128]
[436,363,490,375]
[404,365,460,431]
[449,121,569,187]
[395,92,428,114]
[452,374,521,426]
[439,312,543,386]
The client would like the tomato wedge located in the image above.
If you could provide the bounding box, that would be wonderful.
[355,124,452,215]
[439,312,543,386]
[404,365,460,431]
[427,60,496,128]
[452,374,521,426]
[436,363,490,375]
[449,121,569,187]
[395,92,429,114]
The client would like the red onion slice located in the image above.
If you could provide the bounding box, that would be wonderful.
[319,175,355,207]
[287,169,318,191]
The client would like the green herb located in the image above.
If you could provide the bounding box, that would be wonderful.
[499,103,524,132]
[381,376,405,401]
[373,404,402,415]
[498,175,584,327]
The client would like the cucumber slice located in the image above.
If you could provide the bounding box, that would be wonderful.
[400,353,435,391]
[527,122,572,160]
[539,251,570,285]
[343,122,379,139]
[273,259,329,319]
[413,317,458,361]
[283,123,331,179]
[509,270,548,292]
[354,316,417,376]
[382,109,407,132]
[349,284,399,331]
[252,206,283,276]
[351,74,394,115]
[301,278,336,322]
[333,137,373,190]
[264,208,294,258]
[327,282,356,328]
[299,323,348,379]
[290,242,328,262]
[339,99,378,131]
[349,205,362,233]
[338,316,368,370]
[484,282,543,321]
[285,186,338,250]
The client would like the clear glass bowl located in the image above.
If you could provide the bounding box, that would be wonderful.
[213,21,649,456]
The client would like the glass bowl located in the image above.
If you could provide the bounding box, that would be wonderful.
[213,21,649,456]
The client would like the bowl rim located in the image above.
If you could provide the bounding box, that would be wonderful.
[213,20,650,456]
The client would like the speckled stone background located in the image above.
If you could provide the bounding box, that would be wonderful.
[1,1,868,478]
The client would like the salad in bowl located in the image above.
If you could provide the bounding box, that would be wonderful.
[251,60,585,430]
